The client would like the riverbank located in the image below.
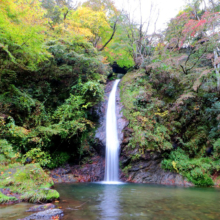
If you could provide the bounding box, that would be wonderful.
[0,163,59,205]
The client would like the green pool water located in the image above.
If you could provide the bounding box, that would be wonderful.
[1,183,220,220]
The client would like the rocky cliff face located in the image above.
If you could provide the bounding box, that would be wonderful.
[120,142,193,186]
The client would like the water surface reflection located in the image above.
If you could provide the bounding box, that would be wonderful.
[1,183,220,220]
[99,185,121,220]
[55,183,220,220]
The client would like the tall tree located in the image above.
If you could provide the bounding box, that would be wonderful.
[156,0,220,92]
[0,0,50,71]
[120,0,160,68]
[83,0,120,51]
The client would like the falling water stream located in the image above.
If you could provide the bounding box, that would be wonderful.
[104,79,120,183]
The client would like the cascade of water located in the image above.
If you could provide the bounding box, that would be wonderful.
[104,79,120,183]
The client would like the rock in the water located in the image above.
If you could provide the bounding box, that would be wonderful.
[21,188,59,203]
[26,203,55,212]
[19,209,63,220]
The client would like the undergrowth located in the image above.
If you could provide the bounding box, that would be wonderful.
[120,67,220,186]
[0,163,58,203]
[162,148,220,186]
[0,192,17,204]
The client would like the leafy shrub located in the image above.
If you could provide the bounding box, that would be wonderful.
[0,192,17,204]
[47,151,70,169]
[122,165,132,177]
[186,169,214,186]
[0,139,18,164]
[213,138,220,159]
[0,37,107,162]
[120,72,172,152]
[162,148,220,186]
[22,148,51,167]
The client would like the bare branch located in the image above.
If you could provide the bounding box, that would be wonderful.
[98,16,119,51]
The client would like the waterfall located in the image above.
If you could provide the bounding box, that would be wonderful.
[104,79,120,183]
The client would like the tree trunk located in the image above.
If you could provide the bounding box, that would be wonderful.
[214,48,220,91]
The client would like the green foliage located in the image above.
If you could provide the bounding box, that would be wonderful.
[131,153,141,162]
[0,191,17,204]
[120,71,172,153]
[0,163,58,203]
[21,188,59,203]
[22,148,51,167]
[121,64,220,186]
[0,0,51,71]
[162,148,220,186]
[122,165,132,177]
[186,169,213,186]
[0,23,106,163]
[47,151,70,169]
[213,139,220,159]
[0,163,53,193]
[119,6,220,184]
[0,139,17,163]
[0,0,132,168]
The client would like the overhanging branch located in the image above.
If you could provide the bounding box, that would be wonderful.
[98,17,118,51]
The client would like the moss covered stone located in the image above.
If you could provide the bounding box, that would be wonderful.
[21,188,59,203]
[0,163,59,203]
[0,191,17,204]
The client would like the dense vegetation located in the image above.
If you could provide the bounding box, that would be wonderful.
[1,0,220,187]
[0,0,120,168]
[120,0,220,186]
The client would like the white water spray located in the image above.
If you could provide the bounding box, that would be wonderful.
[104,79,120,183]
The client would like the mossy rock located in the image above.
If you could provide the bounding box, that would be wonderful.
[13,164,54,187]
[0,191,17,204]
[21,188,59,203]
[0,163,54,193]
[0,163,59,203]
